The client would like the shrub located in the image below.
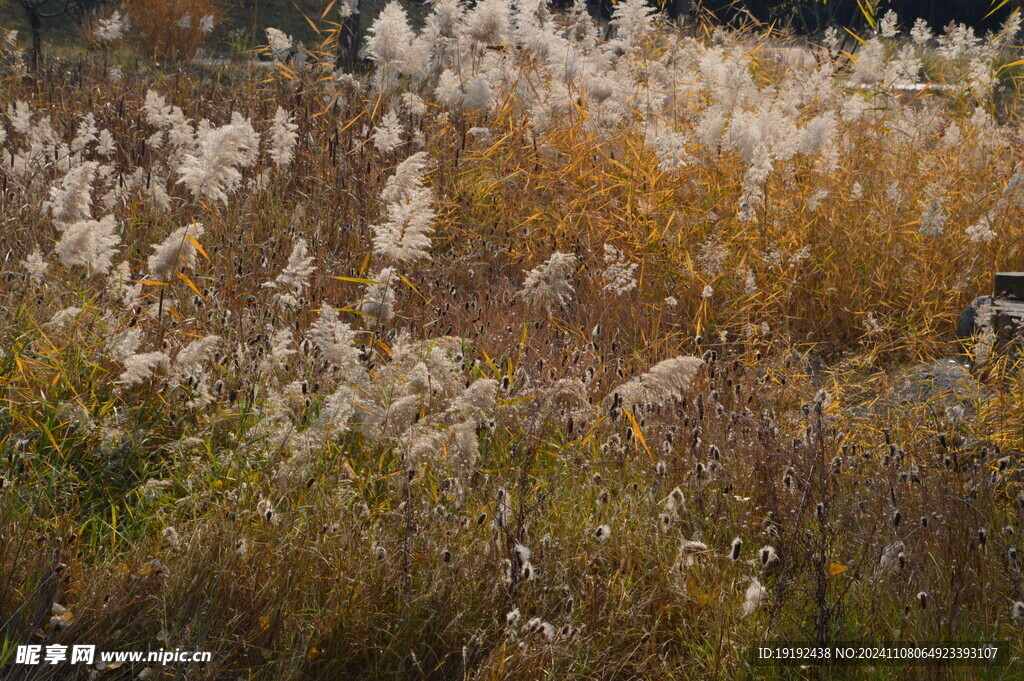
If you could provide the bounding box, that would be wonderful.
[124,0,220,60]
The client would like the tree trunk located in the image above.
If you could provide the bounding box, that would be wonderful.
[28,8,42,73]
[335,0,361,71]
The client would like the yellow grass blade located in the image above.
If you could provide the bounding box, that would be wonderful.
[623,407,654,462]
[332,275,383,285]
[186,234,209,261]
[177,271,204,300]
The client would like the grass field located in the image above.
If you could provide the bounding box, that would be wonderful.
[1,3,1024,679]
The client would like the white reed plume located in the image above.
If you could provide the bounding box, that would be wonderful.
[54,215,120,275]
[372,109,404,153]
[319,384,357,437]
[47,161,98,225]
[266,28,293,60]
[450,378,498,423]
[147,222,205,281]
[365,1,427,90]
[737,144,772,223]
[359,267,397,322]
[607,356,704,411]
[265,237,315,305]
[268,107,298,168]
[119,351,171,387]
[381,152,429,203]
[176,113,259,203]
[171,335,220,380]
[94,12,125,44]
[22,246,48,283]
[465,0,510,46]
[518,252,577,312]
[371,153,436,263]
[610,0,654,48]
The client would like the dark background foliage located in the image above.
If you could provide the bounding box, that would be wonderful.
[695,0,1023,32]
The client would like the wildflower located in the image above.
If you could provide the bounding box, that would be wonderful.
[595,524,611,541]
[917,591,928,609]
[601,244,639,295]
[199,15,215,33]
[375,545,386,560]
[518,252,578,312]
[702,285,713,299]
[506,608,520,625]
[1012,602,1024,622]
[730,537,742,561]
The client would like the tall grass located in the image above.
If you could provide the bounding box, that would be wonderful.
[0,6,1023,680]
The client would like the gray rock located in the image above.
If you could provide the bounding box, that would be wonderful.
[849,358,985,421]
[956,295,991,340]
